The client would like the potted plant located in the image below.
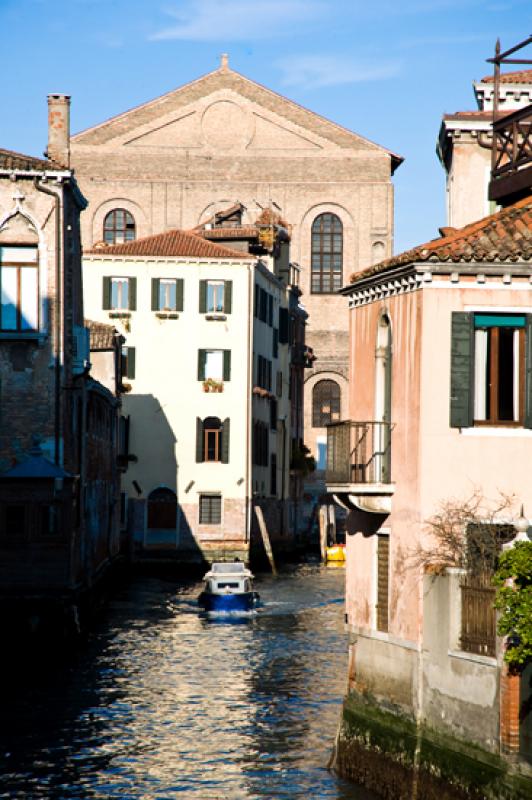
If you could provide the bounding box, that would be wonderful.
[203,378,224,393]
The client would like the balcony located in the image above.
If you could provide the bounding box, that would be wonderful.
[488,104,532,203]
[325,421,395,516]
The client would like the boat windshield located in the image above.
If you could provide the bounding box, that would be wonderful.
[217,581,239,589]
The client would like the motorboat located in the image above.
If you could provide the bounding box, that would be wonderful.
[198,562,259,612]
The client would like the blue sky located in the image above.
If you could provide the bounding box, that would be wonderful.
[1,0,531,252]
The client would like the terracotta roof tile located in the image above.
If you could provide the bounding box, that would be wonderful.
[349,195,532,284]
[85,319,120,350]
[0,147,61,172]
[85,228,254,260]
[481,69,532,84]
[197,226,259,240]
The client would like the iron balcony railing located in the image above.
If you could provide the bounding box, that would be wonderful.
[326,421,393,485]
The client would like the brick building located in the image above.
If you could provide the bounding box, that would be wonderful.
[69,56,401,520]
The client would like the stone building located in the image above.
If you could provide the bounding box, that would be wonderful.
[69,56,401,515]
[0,97,123,636]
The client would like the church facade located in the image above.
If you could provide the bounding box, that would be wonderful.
[70,57,401,508]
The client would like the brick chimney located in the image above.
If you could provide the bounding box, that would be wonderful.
[47,94,71,167]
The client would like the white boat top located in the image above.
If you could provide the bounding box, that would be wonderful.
[201,562,255,595]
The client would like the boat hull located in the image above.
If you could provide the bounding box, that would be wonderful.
[198,591,258,612]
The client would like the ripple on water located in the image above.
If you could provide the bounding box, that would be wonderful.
[0,564,377,800]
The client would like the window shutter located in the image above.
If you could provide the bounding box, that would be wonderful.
[273,328,278,359]
[450,312,473,428]
[196,417,204,463]
[224,280,232,314]
[176,279,184,312]
[128,277,137,311]
[102,277,111,310]
[268,295,273,327]
[221,417,230,463]
[254,283,259,317]
[223,350,231,382]
[198,349,206,381]
[151,279,160,311]
[199,280,207,313]
[524,314,532,429]
[127,347,136,379]
[279,307,288,344]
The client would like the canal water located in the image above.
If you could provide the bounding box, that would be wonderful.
[0,563,378,799]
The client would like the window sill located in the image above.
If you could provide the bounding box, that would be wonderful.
[155,312,179,320]
[108,311,131,319]
[0,331,44,342]
[205,313,227,321]
[448,649,497,667]
[461,427,532,437]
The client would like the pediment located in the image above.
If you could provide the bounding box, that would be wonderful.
[72,66,400,163]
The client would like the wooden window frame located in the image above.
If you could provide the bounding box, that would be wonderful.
[204,426,222,462]
[311,213,343,295]
[206,280,225,313]
[103,208,136,245]
[473,317,525,427]
[0,249,39,333]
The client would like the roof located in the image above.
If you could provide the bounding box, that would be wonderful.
[442,110,495,122]
[85,228,254,260]
[197,226,260,240]
[0,147,62,172]
[481,69,532,84]
[72,64,403,170]
[85,319,120,350]
[1,452,73,479]
[348,195,532,285]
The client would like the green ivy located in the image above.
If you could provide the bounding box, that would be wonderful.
[493,541,532,666]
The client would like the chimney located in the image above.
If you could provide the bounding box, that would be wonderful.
[47,94,71,167]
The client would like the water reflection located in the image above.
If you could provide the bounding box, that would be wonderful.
[0,565,376,799]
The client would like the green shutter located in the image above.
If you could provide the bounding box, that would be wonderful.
[151,279,160,311]
[102,277,111,310]
[198,349,207,381]
[221,418,230,463]
[450,312,473,428]
[128,277,137,311]
[196,417,204,463]
[223,350,231,382]
[524,314,532,429]
[199,280,207,313]
[127,347,136,379]
[224,280,232,314]
[176,279,184,312]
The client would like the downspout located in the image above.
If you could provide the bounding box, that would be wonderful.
[34,176,63,465]
[245,261,254,553]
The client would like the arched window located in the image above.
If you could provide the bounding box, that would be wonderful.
[311,213,343,294]
[196,417,230,463]
[103,209,136,245]
[312,380,341,427]
[147,487,177,529]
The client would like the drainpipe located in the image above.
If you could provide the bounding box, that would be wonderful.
[34,177,63,465]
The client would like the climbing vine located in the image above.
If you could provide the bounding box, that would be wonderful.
[493,541,532,666]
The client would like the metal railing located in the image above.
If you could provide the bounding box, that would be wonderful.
[326,421,393,485]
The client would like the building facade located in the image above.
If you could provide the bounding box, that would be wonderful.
[83,222,304,562]
[69,56,401,521]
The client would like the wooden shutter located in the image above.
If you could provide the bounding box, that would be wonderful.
[128,277,137,311]
[279,307,288,344]
[198,350,206,380]
[450,312,473,428]
[273,328,278,359]
[196,417,204,463]
[268,295,273,327]
[221,418,230,463]
[199,280,207,313]
[376,534,389,633]
[102,277,111,310]
[525,314,532,429]
[224,281,232,314]
[223,350,231,381]
[176,279,184,312]
[151,279,160,311]
[126,347,136,379]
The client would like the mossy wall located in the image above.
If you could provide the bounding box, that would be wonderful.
[336,692,532,800]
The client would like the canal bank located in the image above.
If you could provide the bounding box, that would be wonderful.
[0,564,375,800]
[335,691,532,800]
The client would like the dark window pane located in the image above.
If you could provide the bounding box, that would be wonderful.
[311,213,343,294]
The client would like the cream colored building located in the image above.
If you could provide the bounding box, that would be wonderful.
[438,68,532,228]
[70,56,401,502]
[83,228,295,561]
